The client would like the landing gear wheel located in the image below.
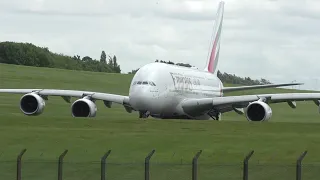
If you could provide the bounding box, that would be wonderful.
[208,109,222,121]
[212,113,222,121]
[139,111,150,118]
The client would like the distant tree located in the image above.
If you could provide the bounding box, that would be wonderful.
[128,68,139,74]
[176,63,192,67]
[107,55,121,73]
[100,51,106,63]
[112,55,121,73]
[108,55,113,67]
[73,55,81,61]
[82,56,93,62]
[260,78,271,84]
[155,59,192,68]
[217,70,222,78]
[167,61,174,65]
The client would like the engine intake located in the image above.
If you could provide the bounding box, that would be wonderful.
[20,93,45,115]
[245,101,272,121]
[71,97,97,117]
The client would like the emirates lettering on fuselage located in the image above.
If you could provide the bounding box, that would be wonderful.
[169,72,202,91]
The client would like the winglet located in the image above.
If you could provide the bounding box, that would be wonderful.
[204,1,224,74]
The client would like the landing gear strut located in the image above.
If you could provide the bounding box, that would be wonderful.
[208,110,222,121]
[213,113,222,121]
[139,110,150,118]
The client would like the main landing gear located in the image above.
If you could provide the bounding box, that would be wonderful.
[212,113,222,121]
[208,110,222,121]
[139,110,150,118]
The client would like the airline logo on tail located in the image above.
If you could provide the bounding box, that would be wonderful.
[205,1,224,74]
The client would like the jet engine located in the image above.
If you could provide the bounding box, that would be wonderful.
[245,101,272,121]
[19,93,45,116]
[71,97,97,117]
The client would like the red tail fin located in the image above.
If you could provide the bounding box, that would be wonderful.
[204,1,224,74]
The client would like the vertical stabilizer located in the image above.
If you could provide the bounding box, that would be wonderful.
[204,1,224,74]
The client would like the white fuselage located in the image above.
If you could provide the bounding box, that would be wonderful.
[128,62,224,119]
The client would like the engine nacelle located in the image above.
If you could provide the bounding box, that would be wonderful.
[19,93,45,116]
[71,97,97,117]
[245,101,272,121]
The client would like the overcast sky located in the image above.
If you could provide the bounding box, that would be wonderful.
[1,0,320,90]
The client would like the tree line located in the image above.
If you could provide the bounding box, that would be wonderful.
[0,42,121,73]
[0,42,271,85]
[130,60,272,85]
[217,70,271,85]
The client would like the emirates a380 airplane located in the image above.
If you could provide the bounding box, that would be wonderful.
[1,1,320,121]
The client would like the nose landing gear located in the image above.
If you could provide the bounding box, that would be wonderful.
[139,110,150,118]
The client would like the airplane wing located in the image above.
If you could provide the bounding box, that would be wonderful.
[222,83,303,93]
[0,89,133,112]
[180,93,320,120]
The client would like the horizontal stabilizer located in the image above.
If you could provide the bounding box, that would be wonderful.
[222,83,303,93]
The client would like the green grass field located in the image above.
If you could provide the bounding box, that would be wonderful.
[0,63,320,180]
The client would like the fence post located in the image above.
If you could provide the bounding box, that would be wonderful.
[101,150,111,180]
[296,151,308,180]
[58,150,68,180]
[243,150,254,180]
[192,150,202,180]
[145,149,156,180]
[16,149,27,180]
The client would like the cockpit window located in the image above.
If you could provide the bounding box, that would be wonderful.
[133,80,156,86]
[149,81,156,86]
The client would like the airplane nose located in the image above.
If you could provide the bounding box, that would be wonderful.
[130,89,149,109]
[129,87,158,112]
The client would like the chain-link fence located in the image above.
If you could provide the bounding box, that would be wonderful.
[0,149,318,180]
